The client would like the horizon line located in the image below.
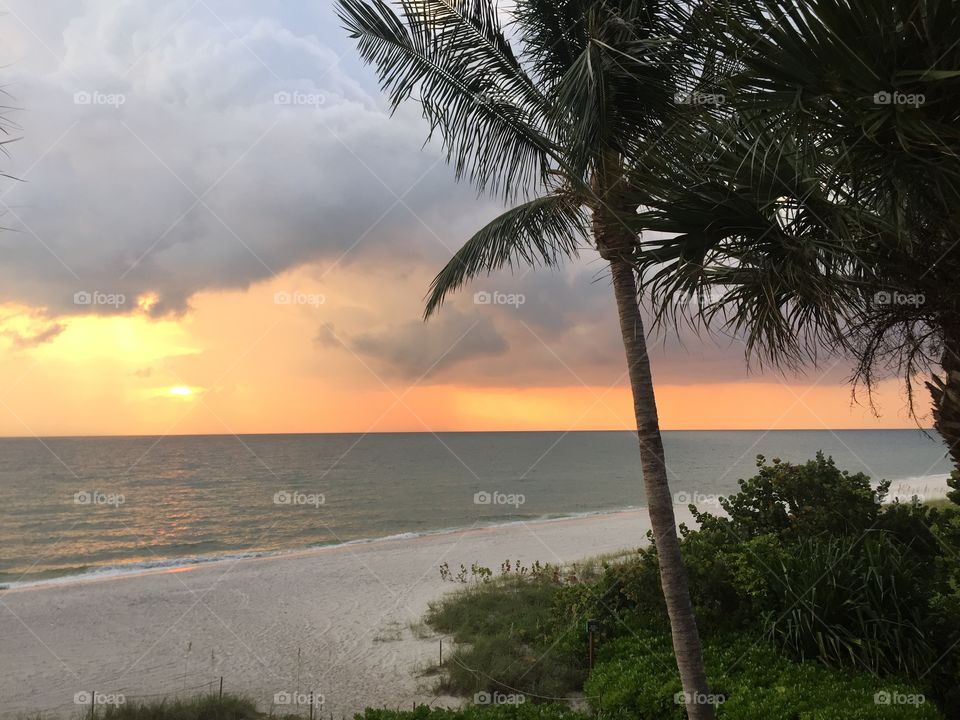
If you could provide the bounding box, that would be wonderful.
[0,427,935,441]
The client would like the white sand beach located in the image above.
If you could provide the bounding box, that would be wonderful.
[0,508,690,719]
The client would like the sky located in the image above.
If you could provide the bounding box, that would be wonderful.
[0,0,926,437]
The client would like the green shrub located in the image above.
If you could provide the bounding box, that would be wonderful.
[585,634,943,719]
[693,459,959,707]
[551,549,666,640]
[947,471,960,506]
[694,453,887,541]
[430,456,960,714]
[550,456,960,712]
[759,532,935,676]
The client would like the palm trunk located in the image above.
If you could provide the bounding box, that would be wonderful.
[592,151,714,720]
[928,322,960,502]
[592,151,712,718]
[605,255,714,719]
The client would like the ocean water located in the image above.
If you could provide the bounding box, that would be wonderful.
[0,430,952,587]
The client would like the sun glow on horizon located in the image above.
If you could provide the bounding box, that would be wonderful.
[0,262,933,436]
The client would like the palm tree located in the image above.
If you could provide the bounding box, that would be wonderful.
[336,0,714,715]
[630,0,960,489]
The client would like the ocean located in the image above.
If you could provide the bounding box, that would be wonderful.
[0,429,952,587]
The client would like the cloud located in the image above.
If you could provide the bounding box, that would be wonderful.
[323,308,509,381]
[0,0,499,317]
[5,321,66,349]
[0,0,847,394]
[374,264,854,389]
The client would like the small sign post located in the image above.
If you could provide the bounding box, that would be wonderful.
[586,619,600,670]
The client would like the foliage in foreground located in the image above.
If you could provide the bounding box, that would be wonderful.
[586,633,940,720]
[560,456,960,701]
[426,455,960,717]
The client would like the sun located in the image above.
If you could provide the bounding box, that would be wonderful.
[168,385,193,397]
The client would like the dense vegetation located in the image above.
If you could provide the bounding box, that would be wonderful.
[418,455,960,719]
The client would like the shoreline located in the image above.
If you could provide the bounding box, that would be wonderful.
[3,471,950,592]
[0,506,643,593]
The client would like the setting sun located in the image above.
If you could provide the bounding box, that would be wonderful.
[167,385,193,397]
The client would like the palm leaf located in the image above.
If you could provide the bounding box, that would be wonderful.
[337,0,557,198]
[424,190,587,317]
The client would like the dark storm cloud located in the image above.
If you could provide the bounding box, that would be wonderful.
[322,309,509,381]
[0,0,500,317]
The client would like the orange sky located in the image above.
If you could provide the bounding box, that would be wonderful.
[0,261,924,438]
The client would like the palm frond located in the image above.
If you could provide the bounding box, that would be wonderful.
[424,190,587,317]
[337,0,557,199]
[511,0,591,86]
[543,1,678,170]
[630,111,870,367]
[625,0,960,383]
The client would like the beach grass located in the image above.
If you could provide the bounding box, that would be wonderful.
[44,694,583,720]
[423,573,586,701]
[419,554,635,701]
[50,694,275,720]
